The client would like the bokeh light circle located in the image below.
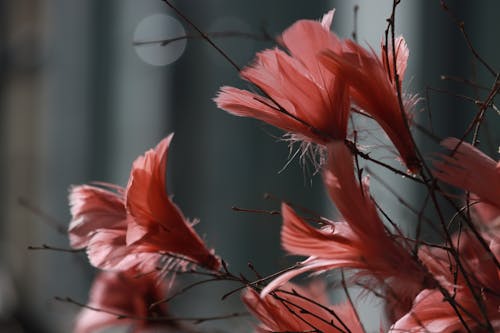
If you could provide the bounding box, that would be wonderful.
[134,14,187,66]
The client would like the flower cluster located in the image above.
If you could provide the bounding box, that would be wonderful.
[63,7,499,333]
[69,134,221,332]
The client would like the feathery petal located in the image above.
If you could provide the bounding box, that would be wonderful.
[126,134,174,228]
[324,142,387,238]
[390,288,500,333]
[86,229,160,272]
[318,38,420,172]
[381,36,409,85]
[68,134,221,272]
[419,230,499,295]
[320,9,335,30]
[214,86,313,137]
[215,11,349,145]
[68,184,127,249]
[74,270,172,333]
[434,137,500,224]
[244,282,363,333]
[280,10,341,78]
[126,135,221,271]
[265,142,428,318]
[413,230,500,333]
[280,202,357,258]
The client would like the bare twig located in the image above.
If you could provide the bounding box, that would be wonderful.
[55,296,248,324]
[19,197,66,235]
[440,0,497,77]
[133,30,274,47]
[27,244,84,253]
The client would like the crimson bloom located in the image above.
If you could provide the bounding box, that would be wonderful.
[215,10,350,144]
[390,288,500,333]
[394,231,500,332]
[69,184,161,271]
[69,134,221,272]
[318,37,421,172]
[74,269,173,333]
[243,282,364,333]
[262,142,430,320]
[434,137,500,225]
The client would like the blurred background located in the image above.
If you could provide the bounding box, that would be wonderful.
[1,0,498,332]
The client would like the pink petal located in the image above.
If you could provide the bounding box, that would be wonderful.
[126,218,149,245]
[246,282,363,333]
[324,142,386,238]
[260,257,352,298]
[126,135,221,271]
[390,288,500,333]
[319,42,420,172]
[68,184,127,249]
[281,203,357,258]
[381,36,409,83]
[86,229,160,272]
[215,11,350,145]
[320,9,335,29]
[74,270,171,333]
[214,86,310,136]
[281,13,342,79]
[434,138,500,214]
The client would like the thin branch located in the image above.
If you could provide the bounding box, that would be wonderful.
[27,244,84,253]
[55,296,248,324]
[440,0,497,77]
[133,30,274,46]
[440,75,491,91]
[161,0,241,72]
[232,206,280,216]
[351,5,359,42]
[18,197,67,235]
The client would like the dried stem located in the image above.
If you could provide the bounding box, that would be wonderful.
[133,30,274,47]
[55,296,248,324]
[27,244,84,253]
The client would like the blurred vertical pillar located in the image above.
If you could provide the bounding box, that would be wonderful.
[37,1,94,331]
[170,1,328,325]
[395,0,500,251]
[419,0,499,156]
[2,0,50,332]
[329,0,423,330]
[35,0,172,331]
[106,0,171,185]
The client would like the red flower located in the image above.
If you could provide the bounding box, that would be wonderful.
[391,288,500,333]
[74,269,173,333]
[243,282,363,333]
[69,134,221,272]
[262,142,429,320]
[215,10,350,144]
[318,37,421,172]
[434,137,500,225]
[69,184,161,271]
[395,231,500,332]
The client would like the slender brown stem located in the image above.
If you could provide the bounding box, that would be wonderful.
[133,30,274,46]
[161,0,241,72]
[27,244,84,253]
[55,296,248,323]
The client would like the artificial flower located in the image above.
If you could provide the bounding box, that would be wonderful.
[243,282,363,333]
[434,137,500,226]
[319,37,421,172]
[74,269,173,333]
[215,10,350,144]
[69,134,221,272]
[262,142,430,321]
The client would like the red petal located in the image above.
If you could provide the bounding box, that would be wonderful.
[126,135,220,271]
[68,184,127,249]
[319,43,420,172]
